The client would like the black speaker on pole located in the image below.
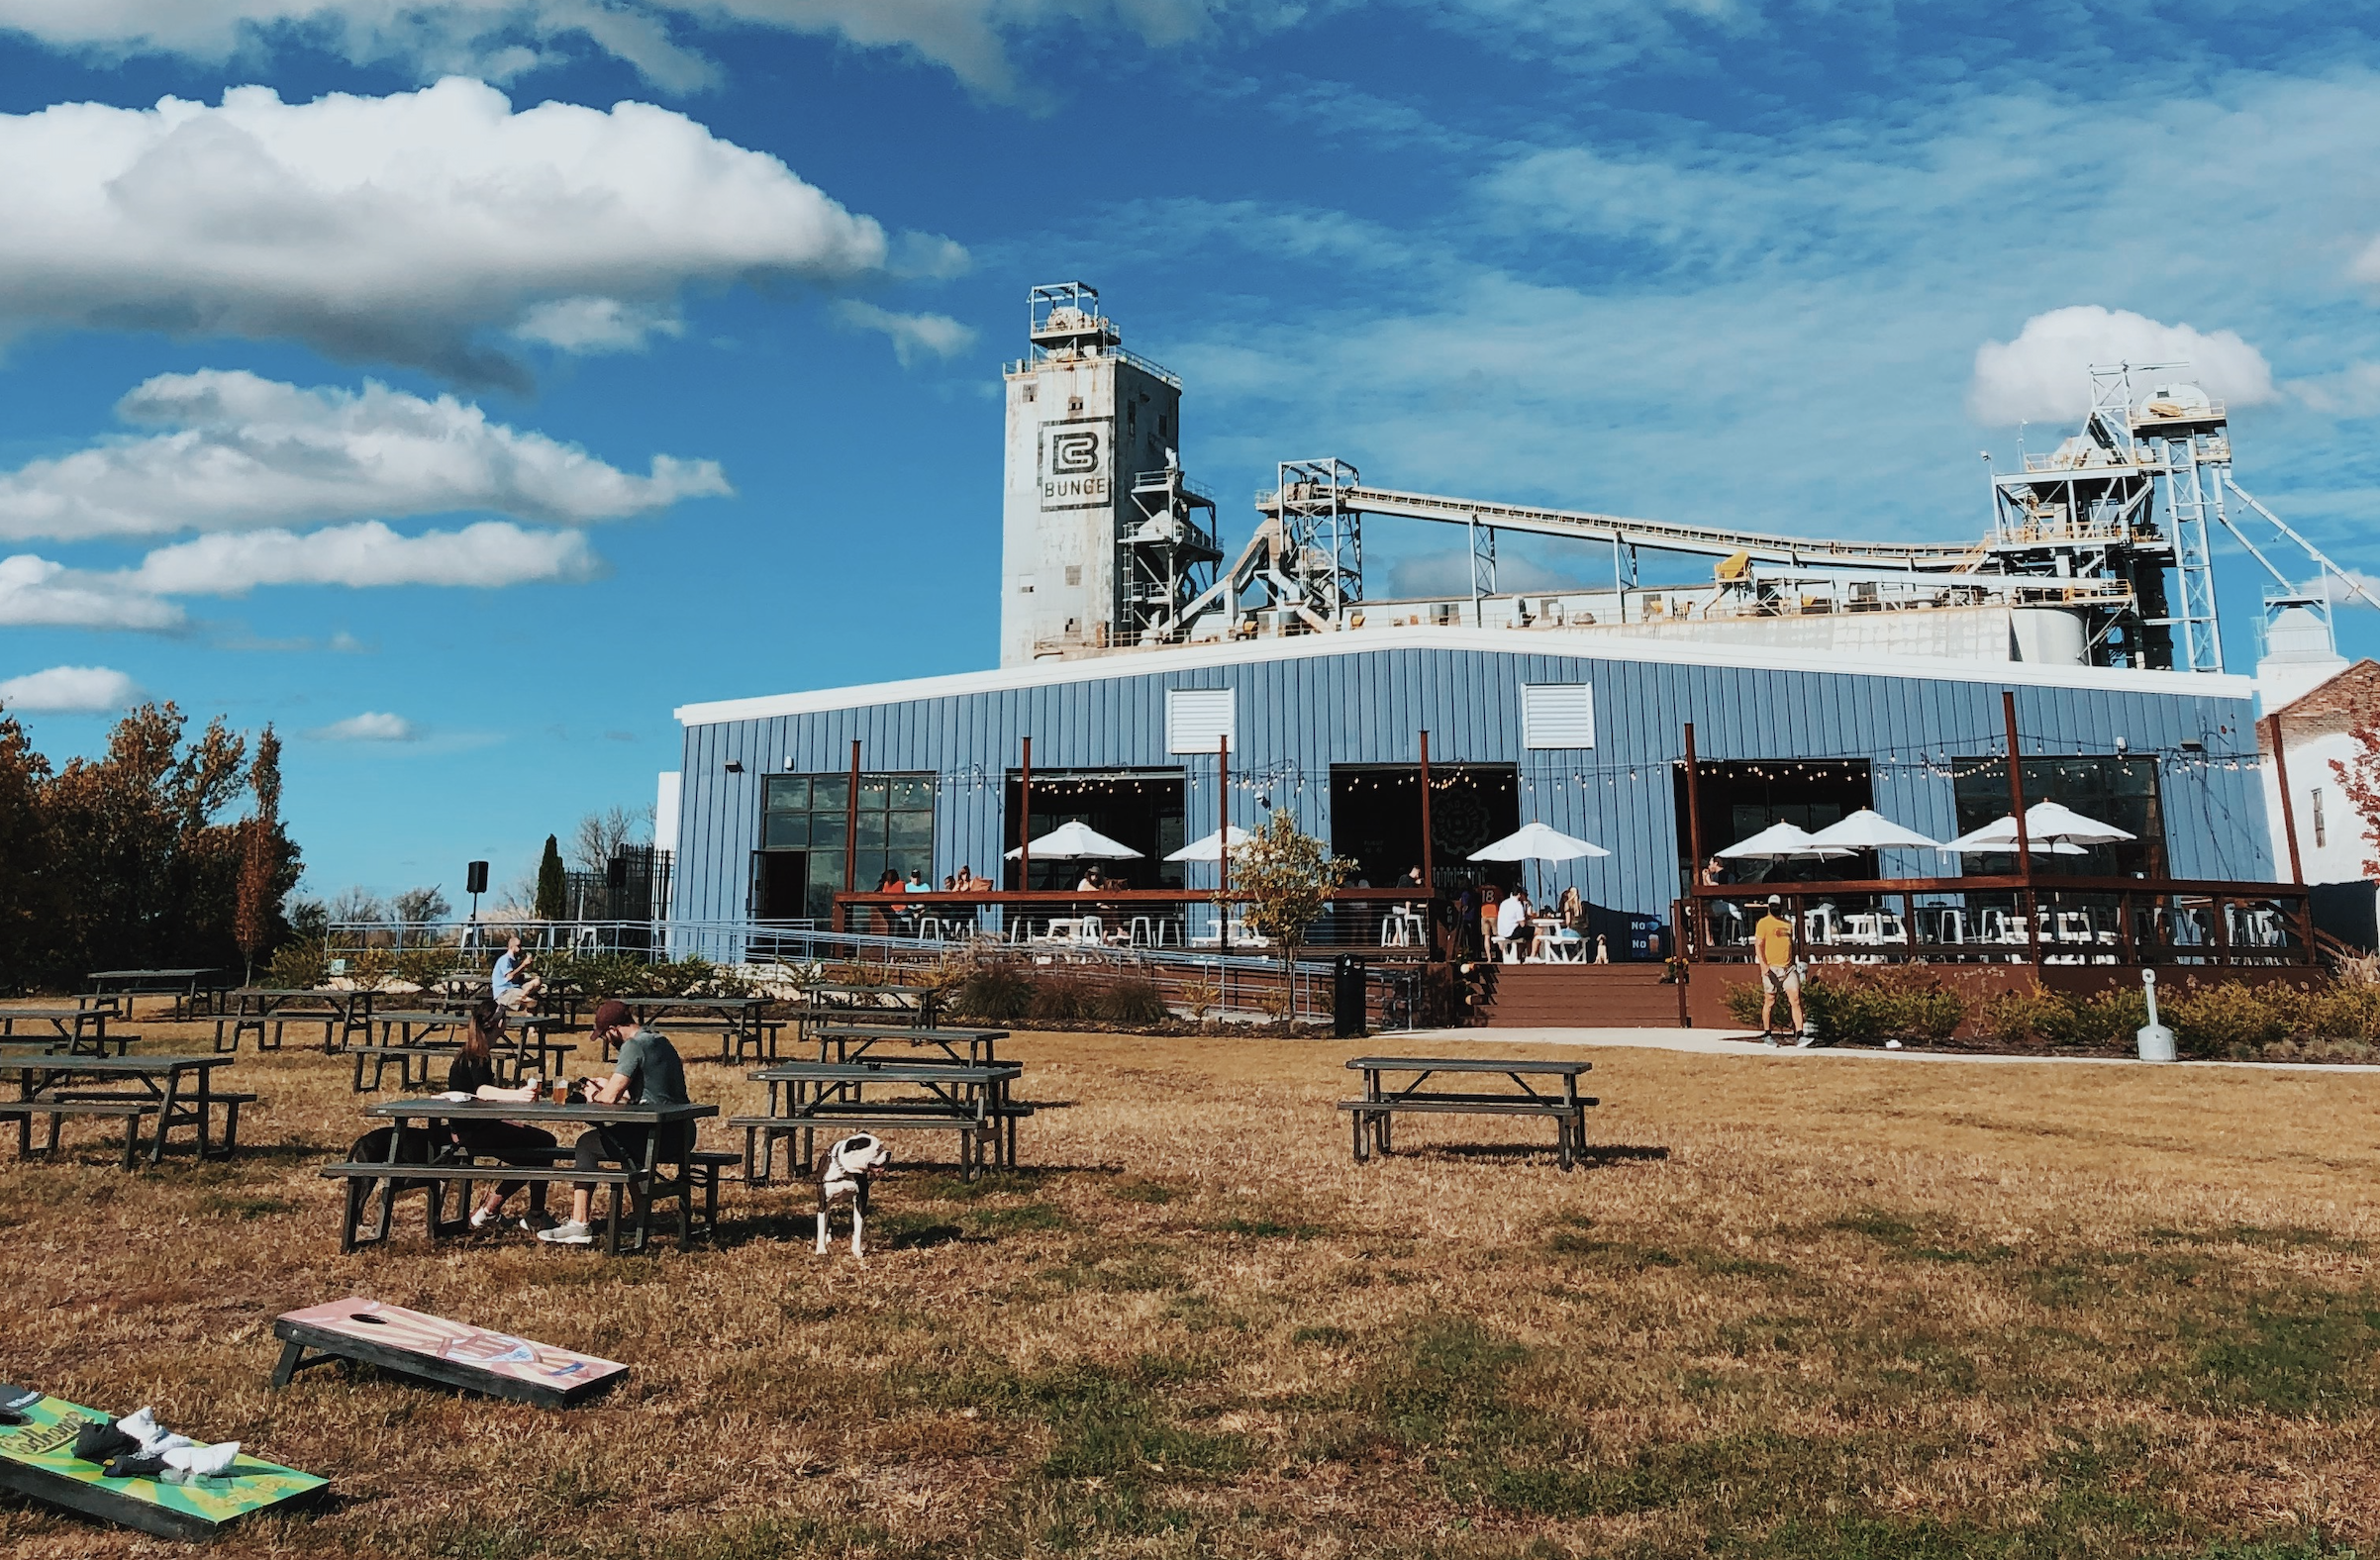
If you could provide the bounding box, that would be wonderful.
[465,861,490,896]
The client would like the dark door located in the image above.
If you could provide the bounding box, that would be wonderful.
[755,851,808,920]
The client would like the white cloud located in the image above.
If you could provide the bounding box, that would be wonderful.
[831,300,979,365]
[512,298,685,354]
[312,710,416,741]
[1968,306,2277,426]
[0,369,730,543]
[0,0,1233,100]
[126,521,601,595]
[0,554,184,629]
[0,78,896,386]
[0,664,140,712]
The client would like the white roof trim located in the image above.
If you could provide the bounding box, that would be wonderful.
[675,625,2257,727]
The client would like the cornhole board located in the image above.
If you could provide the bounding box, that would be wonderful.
[271,1298,626,1408]
[0,1388,326,1541]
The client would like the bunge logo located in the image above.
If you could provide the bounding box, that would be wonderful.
[1041,421,1108,509]
[1049,427,1100,474]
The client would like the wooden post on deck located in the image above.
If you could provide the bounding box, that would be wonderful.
[1683,723,1705,960]
[842,738,860,934]
[1018,736,1033,895]
[1418,731,1436,955]
[2264,714,2305,885]
[1217,734,1230,911]
[2003,692,2041,968]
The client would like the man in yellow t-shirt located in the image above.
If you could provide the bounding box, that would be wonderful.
[1752,895,1806,1046]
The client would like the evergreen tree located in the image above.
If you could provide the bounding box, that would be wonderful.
[535,834,567,921]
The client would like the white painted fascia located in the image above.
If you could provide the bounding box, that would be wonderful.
[674,625,2257,728]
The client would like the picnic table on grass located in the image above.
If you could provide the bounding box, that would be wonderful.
[82,967,233,1021]
[1339,1055,1597,1171]
[326,1098,724,1255]
[215,988,376,1054]
[808,1023,1008,1067]
[0,1006,123,1056]
[735,1059,1022,1184]
[344,1011,579,1093]
[800,982,941,1030]
[607,996,783,1066]
[3,1053,253,1169]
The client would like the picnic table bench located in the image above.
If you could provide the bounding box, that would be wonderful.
[734,1059,1020,1184]
[1339,1055,1597,1170]
[0,1005,121,1056]
[346,1012,578,1092]
[324,1098,724,1255]
[215,987,376,1054]
[82,967,232,1021]
[605,997,782,1065]
[3,1053,253,1167]
[800,982,941,1031]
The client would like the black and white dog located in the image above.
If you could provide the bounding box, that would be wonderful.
[814,1133,891,1258]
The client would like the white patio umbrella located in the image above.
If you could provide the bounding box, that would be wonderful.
[2019,800,2135,845]
[1468,821,1610,902]
[1467,822,1612,863]
[1164,825,1254,862]
[1936,823,2086,856]
[1938,802,2130,856]
[1716,822,1854,861]
[1003,821,1143,860]
[1806,808,1942,852]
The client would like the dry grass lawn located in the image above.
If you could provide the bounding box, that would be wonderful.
[7,1015,2380,1558]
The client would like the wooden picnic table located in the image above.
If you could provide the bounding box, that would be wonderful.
[737,1059,1021,1183]
[0,1006,121,1057]
[215,988,376,1054]
[808,1023,1007,1066]
[337,1098,721,1255]
[1339,1055,1598,1171]
[346,1011,578,1093]
[607,997,783,1065]
[3,1053,252,1167]
[800,983,941,1029]
[82,967,232,1021]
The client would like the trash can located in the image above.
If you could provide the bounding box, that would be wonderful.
[1333,957,1366,1037]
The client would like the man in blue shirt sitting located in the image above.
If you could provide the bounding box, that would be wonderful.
[491,934,545,1012]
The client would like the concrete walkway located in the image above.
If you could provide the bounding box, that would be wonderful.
[1400,1026,2380,1074]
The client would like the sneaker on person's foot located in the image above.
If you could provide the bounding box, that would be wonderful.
[537,1219,594,1245]
[1760,1034,1779,1048]
[469,1206,498,1230]
[518,1212,553,1233]
[1794,1033,1815,1048]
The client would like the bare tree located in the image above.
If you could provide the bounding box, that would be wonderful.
[571,806,652,873]
[394,885,450,926]
[327,885,388,926]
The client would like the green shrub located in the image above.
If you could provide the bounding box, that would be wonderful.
[265,940,328,989]
[395,945,459,990]
[2166,981,2304,1058]
[949,964,1039,1024]
[1089,976,1168,1025]
[1725,969,1964,1043]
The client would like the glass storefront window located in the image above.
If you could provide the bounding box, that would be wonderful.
[757,771,937,921]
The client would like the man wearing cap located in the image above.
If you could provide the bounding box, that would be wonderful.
[1752,895,1808,1046]
[538,999,694,1246]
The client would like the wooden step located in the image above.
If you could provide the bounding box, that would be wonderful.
[1468,964,1682,1028]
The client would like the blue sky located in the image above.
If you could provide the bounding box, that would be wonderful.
[0,1,2377,901]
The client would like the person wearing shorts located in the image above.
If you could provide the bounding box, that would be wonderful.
[491,934,543,1011]
[1753,895,1807,1045]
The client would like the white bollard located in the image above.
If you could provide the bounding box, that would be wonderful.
[2135,968,2176,1062]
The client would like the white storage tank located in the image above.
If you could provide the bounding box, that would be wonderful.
[2011,606,2089,665]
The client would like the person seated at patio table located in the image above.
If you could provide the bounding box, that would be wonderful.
[490,934,543,1011]
[539,1000,694,1247]
[1494,887,1532,960]
[443,999,559,1232]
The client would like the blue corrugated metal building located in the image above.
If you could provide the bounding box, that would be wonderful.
[668,628,2271,936]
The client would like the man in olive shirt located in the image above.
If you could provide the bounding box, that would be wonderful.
[540,999,695,1245]
[1753,895,1808,1046]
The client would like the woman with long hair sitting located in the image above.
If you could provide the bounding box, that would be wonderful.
[445,1000,560,1232]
